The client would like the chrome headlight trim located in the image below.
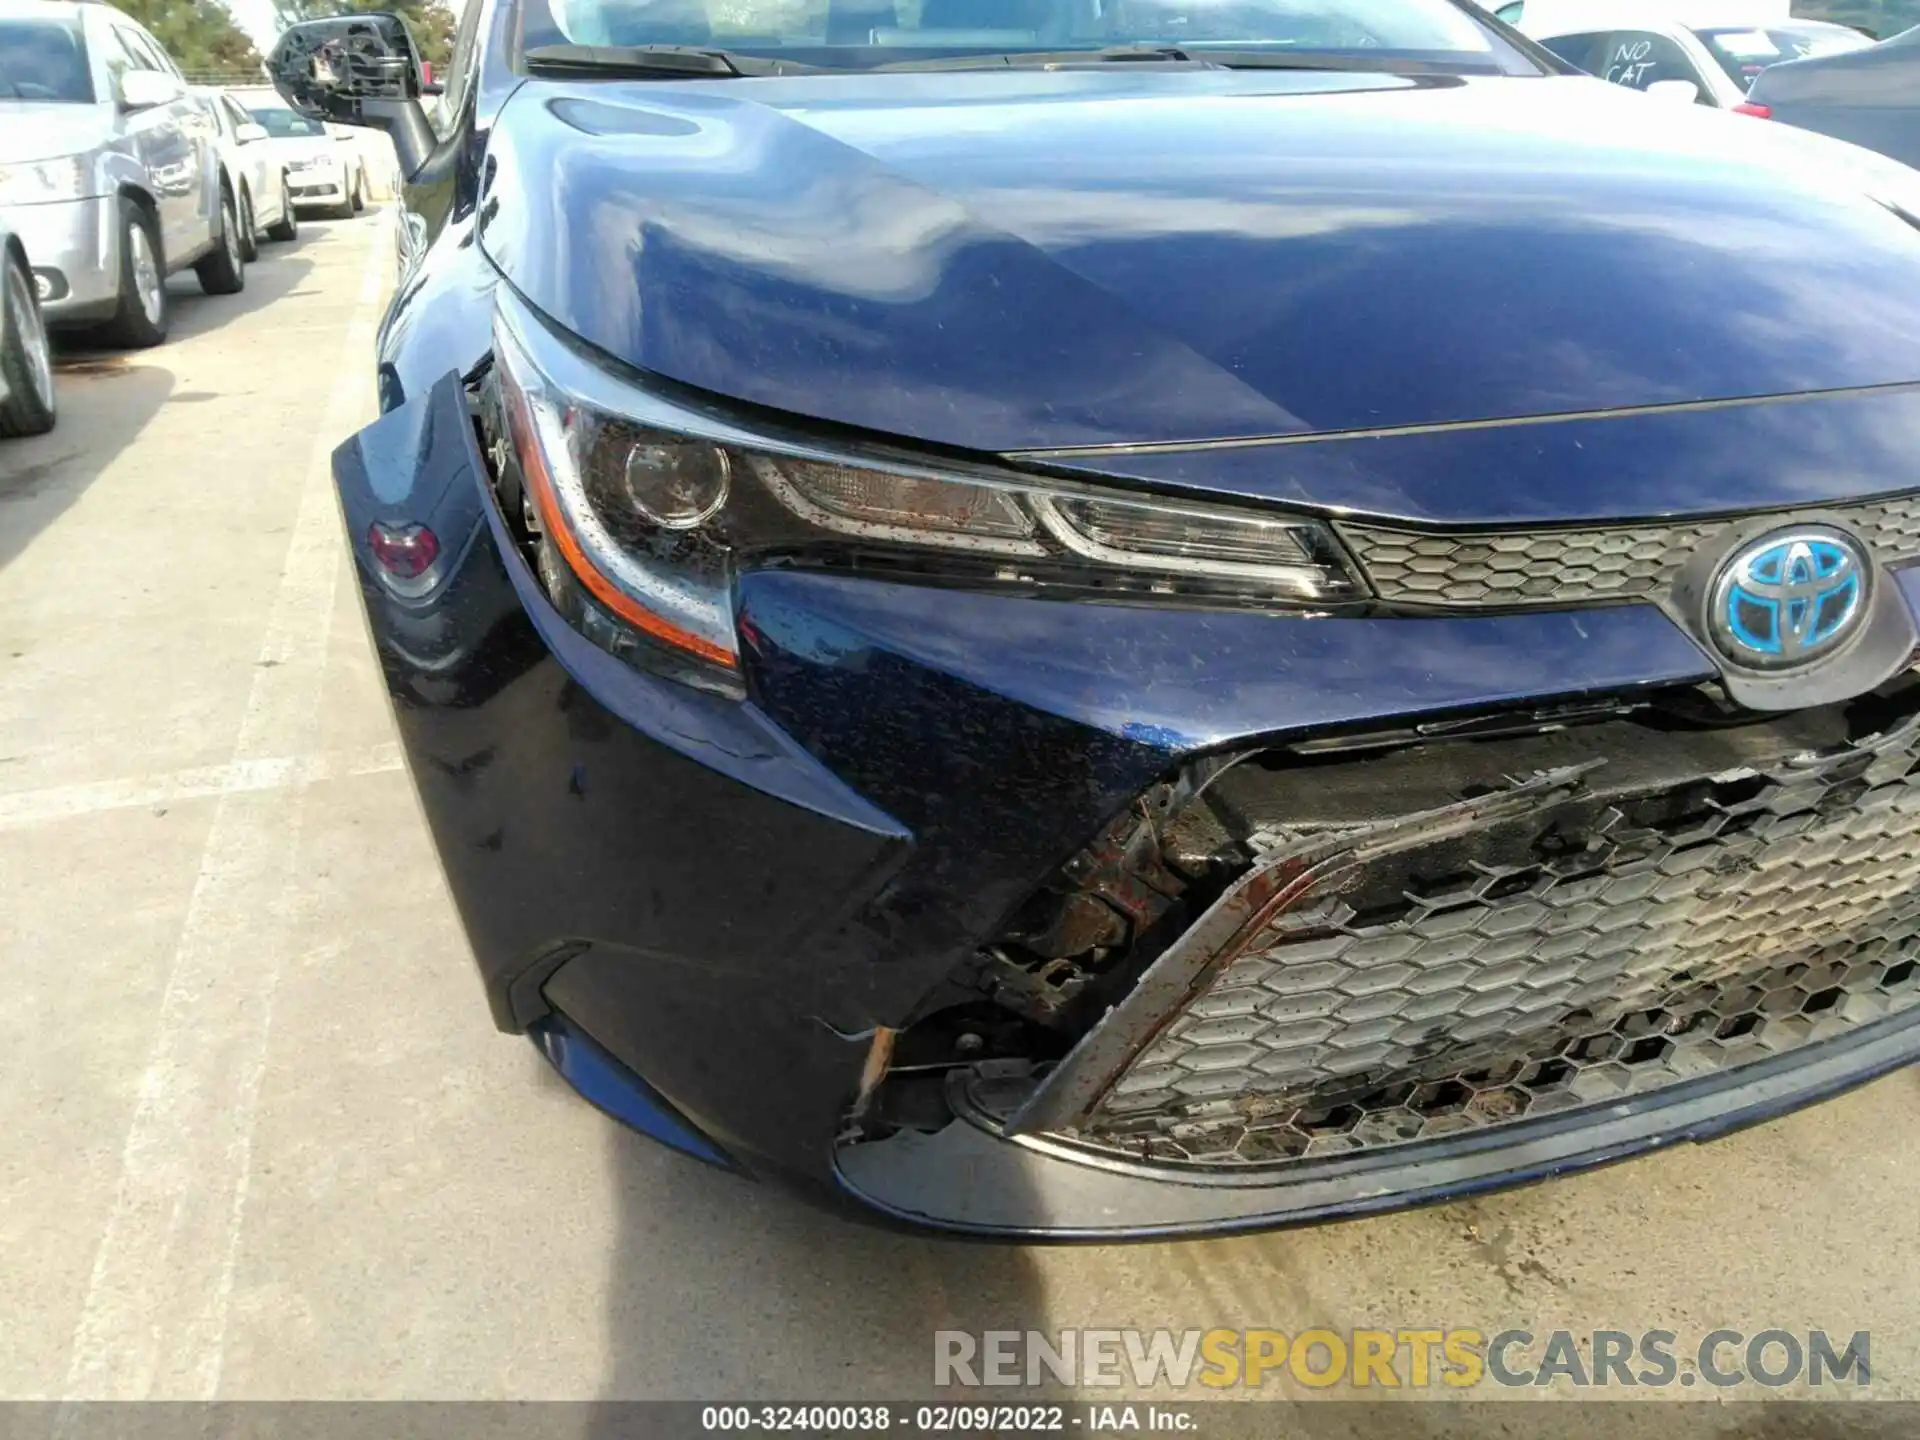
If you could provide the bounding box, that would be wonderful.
[492,283,1371,612]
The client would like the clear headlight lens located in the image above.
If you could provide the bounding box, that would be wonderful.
[493,320,742,687]
[486,288,1368,697]
[624,440,730,529]
[756,457,1038,549]
[1034,494,1350,598]
[0,156,88,204]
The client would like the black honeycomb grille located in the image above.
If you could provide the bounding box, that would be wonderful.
[1337,492,1920,607]
[1062,712,1920,1168]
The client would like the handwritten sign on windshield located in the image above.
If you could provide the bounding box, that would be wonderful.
[1604,37,1657,86]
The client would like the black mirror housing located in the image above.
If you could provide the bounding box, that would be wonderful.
[269,12,426,117]
[269,13,438,181]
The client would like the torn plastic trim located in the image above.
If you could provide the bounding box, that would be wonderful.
[502,940,591,1031]
[1003,763,1600,1136]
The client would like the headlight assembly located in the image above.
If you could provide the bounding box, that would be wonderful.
[485,286,1369,698]
[0,156,88,205]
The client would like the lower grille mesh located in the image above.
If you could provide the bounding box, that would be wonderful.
[1060,710,1920,1167]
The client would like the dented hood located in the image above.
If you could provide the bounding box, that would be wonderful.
[480,69,1920,458]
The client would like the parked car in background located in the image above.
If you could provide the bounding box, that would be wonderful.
[239,94,369,219]
[0,218,54,437]
[1524,15,1736,105]
[197,88,296,259]
[1744,25,1920,167]
[1504,0,1870,106]
[1692,19,1874,87]
[0,0,245,348]
[1493,0,1788,37]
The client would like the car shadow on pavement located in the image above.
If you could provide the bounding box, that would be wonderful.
[165,250,319,344]
[0,361,171,575]
[50,249,321,357]
[0,251,317,574]
[589,1101,1048,1405]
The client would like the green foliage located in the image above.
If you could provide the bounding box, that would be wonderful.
[270,0,457,67]
[112,0,262,74]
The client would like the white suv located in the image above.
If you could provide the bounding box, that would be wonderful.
[0,0,247,347]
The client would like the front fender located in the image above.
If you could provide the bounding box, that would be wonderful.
[376,209,498,414]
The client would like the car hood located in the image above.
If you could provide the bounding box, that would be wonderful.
[0,103,114,163]
[481,70,1920,460]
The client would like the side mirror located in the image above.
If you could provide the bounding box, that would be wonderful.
[1644,78,1702,104]
[235,121,268,144]
[269,12,436,176]
[117,69,182,110]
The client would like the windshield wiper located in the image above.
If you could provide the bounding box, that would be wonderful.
[523,43,823,78]
[877,44,1220,71]
[1186,49,1482,74]
[878,45,1479,75]
[527,40,1488,81]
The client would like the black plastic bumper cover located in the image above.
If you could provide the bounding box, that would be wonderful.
[834,1006,1920,1239]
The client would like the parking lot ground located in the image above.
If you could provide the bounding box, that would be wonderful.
[4,213,1920,1419]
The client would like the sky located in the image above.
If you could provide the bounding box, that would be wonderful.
[227,0,283,53]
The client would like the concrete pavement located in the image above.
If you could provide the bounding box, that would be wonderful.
[2,213,1918,1416]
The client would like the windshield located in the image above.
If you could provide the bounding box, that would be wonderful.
[527,0,1519,70]
[1694,24,1872,88]
[247,104,328,137]
[0,17,93,103]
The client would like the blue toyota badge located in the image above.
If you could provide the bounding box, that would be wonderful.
[1707,527,1869,671]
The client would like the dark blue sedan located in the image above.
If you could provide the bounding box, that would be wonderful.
[272,0,1920,1237]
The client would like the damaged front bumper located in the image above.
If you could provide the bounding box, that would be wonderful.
[338,374,1920,1237]
[842,690,1920,1235]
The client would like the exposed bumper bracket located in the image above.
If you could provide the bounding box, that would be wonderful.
[1005,763,1598,1136]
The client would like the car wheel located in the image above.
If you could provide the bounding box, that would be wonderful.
[350,168,366,214]
[0,249,57,438]
[237,187,259,263]
[195,186,246,296]
[97,198,168,349]
[265,175,298,242]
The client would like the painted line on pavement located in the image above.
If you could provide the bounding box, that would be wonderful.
[0,744,402,830]
[59,215,394,1404]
